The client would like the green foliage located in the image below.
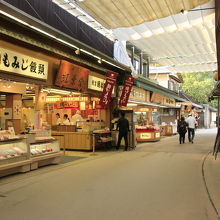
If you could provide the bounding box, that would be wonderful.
[181,71,217,107]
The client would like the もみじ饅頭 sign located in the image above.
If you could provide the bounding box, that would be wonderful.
[0,47,48,80]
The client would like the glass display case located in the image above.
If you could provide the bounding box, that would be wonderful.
[0,138,29,163]
[0,138,31,177]
[30,140,60,157]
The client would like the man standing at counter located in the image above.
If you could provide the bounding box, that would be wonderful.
[72,110,83,125]
[116,112,130,151]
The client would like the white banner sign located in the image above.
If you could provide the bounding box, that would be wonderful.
[88,75,105,91]
[0,48,48,80]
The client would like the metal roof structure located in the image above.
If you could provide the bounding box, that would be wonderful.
[54,0,217,73]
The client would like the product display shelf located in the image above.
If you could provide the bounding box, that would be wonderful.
[0,138,31,177]
[29,139,61,170]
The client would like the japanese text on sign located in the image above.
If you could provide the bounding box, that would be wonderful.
[119,75,134,107]
[88,75,105,91]
[0,47,48,80]
[55,60,89,92]
[99,72,118,108]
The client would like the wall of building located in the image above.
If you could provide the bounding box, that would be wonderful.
[149,74,169,88]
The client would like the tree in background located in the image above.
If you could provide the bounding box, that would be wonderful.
[181,71,217,107]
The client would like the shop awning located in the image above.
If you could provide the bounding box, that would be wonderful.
[75,0,211,29]
[135,79,186,102]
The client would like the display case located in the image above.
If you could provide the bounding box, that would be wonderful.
[0,138,31,177]
[76,121,105,132]
[29,132,61,170]
[136,126,160,142]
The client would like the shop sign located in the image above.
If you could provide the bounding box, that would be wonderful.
[35,92,47,111]
[155,132,160,138]
[55,60,89,92]
[99,71,118,108]
[163,97,176,107]
[0,47,48,80]
[88,75,105,91]
[139,108,150,112]
[129,86,146,102]
[88,75,115,95]
[151,92,164,104]
[56,101,79,109]
[140,133,151,139]
[119,75,134,107]
[62,97,88,101]
[13,100,22,119]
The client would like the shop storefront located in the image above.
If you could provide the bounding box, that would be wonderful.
[0,2,131,177]
[49,63,113,151]
[0,40,62,177]
[118,85,182,142]
[0,26,127,176]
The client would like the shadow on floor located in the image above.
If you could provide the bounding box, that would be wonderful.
[60,156,86,164]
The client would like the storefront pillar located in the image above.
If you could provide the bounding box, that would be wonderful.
[5,94,22,134]
[139,52,143,75]
[131,46,135,67]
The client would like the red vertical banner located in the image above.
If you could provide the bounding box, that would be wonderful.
[119,75,134,107]
[99,72,118,108]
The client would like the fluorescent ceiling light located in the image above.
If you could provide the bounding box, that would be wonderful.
[127,103,138,106]
[166,25,177,32]
[30,26,56,39]
[154,28,165,35]
[178,22,191,30]
[0,10,28,26]
[142,30,153,38]
[131,33,142,40]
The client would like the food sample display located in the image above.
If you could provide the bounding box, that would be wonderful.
[0,137,30,177]
[30,140,60,156]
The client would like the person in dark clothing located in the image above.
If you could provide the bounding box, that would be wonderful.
[177,116,188,144]
[116,112,130,151]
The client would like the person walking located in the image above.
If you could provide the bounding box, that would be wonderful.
[116,112,130,151]
[186,114,197,143]
[177,116,188,144]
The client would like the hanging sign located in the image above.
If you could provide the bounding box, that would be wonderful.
[119,75,134,107]
[99,71,118,108]
[35,92,47,111]
[88,75,105,91]
[55,60,89,92]
[0,47,48,80]
[56,101,79,109]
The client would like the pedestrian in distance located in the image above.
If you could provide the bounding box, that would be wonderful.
[116,112,130,151]
[186,114,197,143]
[177,116,188,144]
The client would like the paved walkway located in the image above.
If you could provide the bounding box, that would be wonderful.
[0,128,219,220]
